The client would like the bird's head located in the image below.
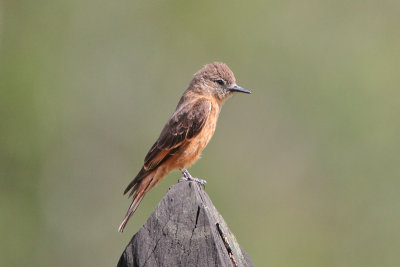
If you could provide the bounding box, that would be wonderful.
[190,62,251,102]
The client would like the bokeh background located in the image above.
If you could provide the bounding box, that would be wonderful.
[1,0,399,266]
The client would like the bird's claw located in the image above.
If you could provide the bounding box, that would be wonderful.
[179,168,207,187]
[178,176,207,187]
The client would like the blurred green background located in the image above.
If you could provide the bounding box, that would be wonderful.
[1,0,399,266]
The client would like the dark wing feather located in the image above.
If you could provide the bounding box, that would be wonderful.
[144,98,211,170]
[122,98,211,197]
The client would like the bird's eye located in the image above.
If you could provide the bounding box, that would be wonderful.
[215,79,225,86]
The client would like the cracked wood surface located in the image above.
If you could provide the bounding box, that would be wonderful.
[117,181,253,267]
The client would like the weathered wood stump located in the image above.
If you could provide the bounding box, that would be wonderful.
[117,180,253,267]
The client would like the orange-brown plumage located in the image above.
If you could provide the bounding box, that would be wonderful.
[119,62,250,232]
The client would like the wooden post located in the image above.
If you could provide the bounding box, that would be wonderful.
[117,181,253,267]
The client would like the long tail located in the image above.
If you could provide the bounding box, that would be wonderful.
[118,169,158,232]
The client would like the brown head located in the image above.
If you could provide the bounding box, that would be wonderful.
[186,62,251,103]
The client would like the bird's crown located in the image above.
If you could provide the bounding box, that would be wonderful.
[193,62,236,86]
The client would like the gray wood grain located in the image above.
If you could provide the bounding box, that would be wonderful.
[117,181,253,267]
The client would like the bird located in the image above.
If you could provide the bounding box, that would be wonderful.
[118,62,251,232]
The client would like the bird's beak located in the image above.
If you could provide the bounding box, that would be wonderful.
[228,85,251,94]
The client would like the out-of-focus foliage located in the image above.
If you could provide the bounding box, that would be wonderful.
[1,0,399,266]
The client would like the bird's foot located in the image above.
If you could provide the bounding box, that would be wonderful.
[179,168,207,187]
[179,176,207,186]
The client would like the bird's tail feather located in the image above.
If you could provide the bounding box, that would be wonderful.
[118,171,156,232]
[123,167,146,196]
[118,193,145,232]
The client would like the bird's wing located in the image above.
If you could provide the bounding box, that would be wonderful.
[122,97,211,197]
[143,98,212,171]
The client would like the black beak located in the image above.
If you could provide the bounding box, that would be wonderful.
[228,85,251,94]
